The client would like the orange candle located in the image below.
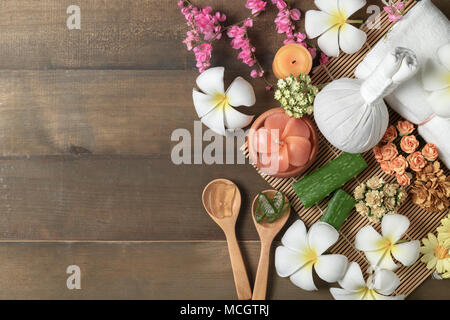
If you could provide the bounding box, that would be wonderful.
[272,44,312,79]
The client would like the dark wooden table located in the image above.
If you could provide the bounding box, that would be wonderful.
[0,0,447,299]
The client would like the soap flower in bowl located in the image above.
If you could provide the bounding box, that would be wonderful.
[249,108,318,177]
[192,66,255,136]
[330,262,404,300]
[275,220,348,291]
[305,0,367,57]
[355,214,420,271]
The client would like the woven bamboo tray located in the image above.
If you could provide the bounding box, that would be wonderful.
[242,0,449,297]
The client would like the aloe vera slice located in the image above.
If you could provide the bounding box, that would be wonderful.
[271,191,285,213]
[320,189,355,230]
[292,153,367,208]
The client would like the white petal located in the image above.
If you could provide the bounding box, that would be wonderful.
[338,23,366,55]
[355,226,383,252]
[428,88,450,118]
[339,0,366,17]
[338,262,366,291]
[315,0,339,14]
[392,240,420,267]
[305,10,335,39]
[200,106,226,136]
[318,27,340,57]
[225,77,256,107]
[330,287,365,300]
[307,221,339,255]
[196,66,225,95]
[289,263,317,291]
[372,268,400,295]
[371,292,405,300]
[223,106,254,130]
[437,43,450,70]
[422,61,449,91]
[314,254,348,283]
[381,214,409,243]
[192,89,216,118]
[365,249,399,271]
[281,220,308,253]
[275,246,304,277]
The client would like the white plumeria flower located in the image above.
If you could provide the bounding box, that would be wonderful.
[275,220,348,291]
[305,0,367,57]
[330,262,405,300]
[192,66,255,136]
[355,214,420,271]
[422,43,450,118]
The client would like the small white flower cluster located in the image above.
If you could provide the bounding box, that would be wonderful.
[354,176,408,223]
[274,74,318,118]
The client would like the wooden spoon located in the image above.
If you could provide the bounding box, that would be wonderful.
[251,190,290,300]
[202,178,252,300]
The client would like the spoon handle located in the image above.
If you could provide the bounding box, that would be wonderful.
[225,232,252,300]
[252,241,271,300]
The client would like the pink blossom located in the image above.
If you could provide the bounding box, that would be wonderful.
[179,2,226,72]
[384,2,404,23]
[193,43,212,73]
[265,85,272,91]
[245,0,267,15]
[250,69,264,78]
[244,18,253,28]
[308,47,317,59]
[320,52,330,65]
[290,8,301,21]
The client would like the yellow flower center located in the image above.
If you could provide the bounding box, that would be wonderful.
[330,10,348,29]
[379,237,395,251]
[303,247,318,265]
[434,244,449,260]
[212,93,229,110]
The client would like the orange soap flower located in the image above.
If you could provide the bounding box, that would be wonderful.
[380,160,394,175]
[400,135,419,153]
[396,173,411,186]
[272,44,312,78]
[407,151,427,172]
[391,155,409,175]
[381,125,398,143]
[422,143,438,161]
[396,120,415,136]
[381,143,398,161]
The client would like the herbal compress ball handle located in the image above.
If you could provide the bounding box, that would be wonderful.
[360,47,418,104]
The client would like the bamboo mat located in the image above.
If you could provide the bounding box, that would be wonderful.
[242,0,449,297]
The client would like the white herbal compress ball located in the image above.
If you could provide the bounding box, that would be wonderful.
[314,47,418,153]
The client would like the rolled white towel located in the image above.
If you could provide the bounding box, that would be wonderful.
[355,0,450,168]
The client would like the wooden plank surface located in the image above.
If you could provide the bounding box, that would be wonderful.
[0,241,447,300]
[0,0,447,300]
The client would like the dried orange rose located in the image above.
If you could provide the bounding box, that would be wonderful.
[396,173,411,186]
[400,135,419,153]
[373,145,383,162]
[380,160,394,175]
[422,143,438,161]
[381,125,398,143]
[381,143,398,161]
[407,151,427,172]
[391,155,409,174]
[396,120,415,136]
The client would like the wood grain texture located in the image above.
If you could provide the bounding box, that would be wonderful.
[0,241,447,300]
[0,157,283,240]
[0,70,274,156]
